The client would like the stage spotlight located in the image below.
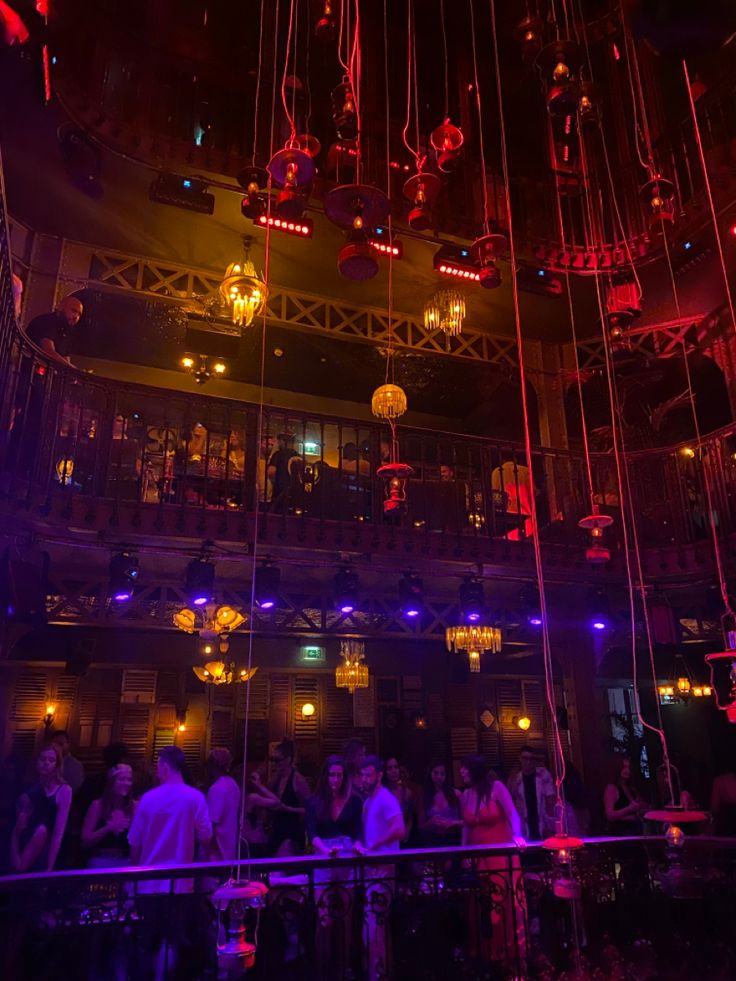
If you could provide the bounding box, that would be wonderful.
[186,559,215,607]
[520,583,542,626]
[255,563,281,610]
[459,577,484,623]
[334,568,359,614]
[399,572,423,619]
[109,552,139,602]
[588,588,610,631]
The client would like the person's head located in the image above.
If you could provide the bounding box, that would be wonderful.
[424,762,455,808]
[270,739,295,774]
[50,730,70,757]
[157,745,186,783]
[57,294,83,328]
[278,432,295,450]
[102,743,128,770]
[439,463,455,481]
[342,442,358,462]
[37,743,64,783]
[112,415,128,440]
[342,737,366,775]
[519,745,538,776]
[360,755,384,795]
[207,747,233,781]
[606,754,634,789]
[100,763,134,816]
[385,757,401,786]
[460,754,494,793]
[316,754,348,801]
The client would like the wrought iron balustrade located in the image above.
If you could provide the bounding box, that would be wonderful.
[0,837,734,980]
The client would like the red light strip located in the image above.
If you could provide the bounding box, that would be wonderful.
[369,239,402,258]
[256,214,314,238]
[437,263,481,281]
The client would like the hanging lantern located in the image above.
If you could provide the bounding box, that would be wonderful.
[605,279,642,340]
[514,14,543,54]
[471,232,508,290]
[314,1,336,42]
[324,184,391,282]
[578,81,601,127]
[536,39,583,116]
[430,119,464,173]
[219,240,267,328]
[403,171,441,231]
[336,639,369,694]
[371,383,408,421]
[705,615,736,721]
[377,461,414,515]
[212,880,268,973]
[644,806,708,897]
[268,144,315,191]
[446,625,502,673]
[640,175,675,237]
[331,77,357,140]
[424,289,466,336]
[578,511,614,563]
[542,834,584,899]
[237,166,269,220]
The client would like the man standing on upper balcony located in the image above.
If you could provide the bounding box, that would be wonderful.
[24,294,83,367]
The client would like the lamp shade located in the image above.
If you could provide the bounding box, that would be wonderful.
[371,383,408,421]
[173,608,197,633]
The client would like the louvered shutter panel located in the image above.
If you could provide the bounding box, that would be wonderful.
[446,684,475,727]
[322,685,353,757]
[52,675,79,731]
[153,727,175,758]
[11,728,37,762]
[120,705,152,763]
[402,676,423,718]
[294,675,319,740]
[269,674,291,740]
[121,670,157,704]
[212,710,234,750]
[236,672,268,720]
[426,693,444,729]
[156,671,181,706]
[12,669,48,722]
[179,731,204,774]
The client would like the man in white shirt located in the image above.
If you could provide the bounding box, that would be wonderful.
[355,756,405,981]
[507,745,556,840]
[206,747,241,863]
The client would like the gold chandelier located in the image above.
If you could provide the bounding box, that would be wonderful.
[219,238,267,328]
[173,603,247,656]
[192,662,258,686]
[424,289,466,337]
[336,639,370,694]
[446,625,502,673]
[371,383,408,421]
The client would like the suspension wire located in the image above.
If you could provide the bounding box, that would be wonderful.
[469,0,490,236]
[383,0,395,386]
[682,59,736,346]
[411,2,420,156]
[621,10,654,174]
[268,0,282,158]
[280,0,298,144]
[304,0,313,136]
[290,0,300,131]
[489,0,566,815]
[401,0,420,165]
[251,0,267,163]
[337,0,350,74]
[349,0,363,181]
[440,0,449,120]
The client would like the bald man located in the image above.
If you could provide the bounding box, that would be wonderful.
[25,295,83,367]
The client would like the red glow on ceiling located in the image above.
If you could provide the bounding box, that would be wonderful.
[256,214,314,238]
[729,223,736,237]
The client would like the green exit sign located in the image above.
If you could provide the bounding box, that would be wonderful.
[302,645,325,662]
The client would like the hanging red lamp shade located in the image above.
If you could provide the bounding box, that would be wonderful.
[377,461,415,515]
[314,1,336,42]
[578,511,614,563]
[542,834,584,900]
[430,119,464,173]
[212,880,268,973]
[536,39,584,116]
[331,77,357,140]
[267,145,315,191]
[402,171,441,232]
[324,184,391,282]
[471,232,508,290]
[640,175,675,237]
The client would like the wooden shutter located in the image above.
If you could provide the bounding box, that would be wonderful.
[119,704,152,763]
[121,670,157,704]
[322,684,353,757]
[269,674,291,739]
[11,669,48,722]
[294,675,319,740]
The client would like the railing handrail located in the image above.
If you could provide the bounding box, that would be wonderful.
[0,834,692,891]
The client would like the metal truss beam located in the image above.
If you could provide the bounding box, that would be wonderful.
[574,313,711,370]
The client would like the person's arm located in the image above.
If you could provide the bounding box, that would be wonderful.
[492,780,526,847]
[127,800,144,865]
[46,784,72,871]
[366,798,405,852]
[10,823,47,873]
[604,784,640,823]
[81,799,112,849]
[37,337,73,367]
[278,773,309,815]
[195,794,213,850]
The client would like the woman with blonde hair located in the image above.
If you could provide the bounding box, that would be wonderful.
[14,743,72,871]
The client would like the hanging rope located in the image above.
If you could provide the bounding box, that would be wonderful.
[469,0,490,236]
[401,0,420,166]
[439,0,449,121]
[251,0,267,163]
[280,0,299,145]
[383,0,395,386]
[489,0,566,816]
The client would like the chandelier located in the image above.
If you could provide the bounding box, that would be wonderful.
[173,603,247,656]
[192,662,258,686]
[424,289,466,337]
[446,625,502,673]
[335,639,369,694]
[658,654,712,703]
[371,383,407,421]
[219,237,267,328]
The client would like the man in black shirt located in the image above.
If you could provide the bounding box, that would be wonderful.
[267,432,298,509]
[25,294,83,366]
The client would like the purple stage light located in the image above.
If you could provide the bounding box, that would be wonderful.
[193,596,209,607]
[259,599,275,610]
[405,607,420,618]
[592,619,606,630]
[339,603,355,614]
[529,615,543,626]
[114,590,132,602]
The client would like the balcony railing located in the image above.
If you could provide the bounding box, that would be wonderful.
[0,837,733,980]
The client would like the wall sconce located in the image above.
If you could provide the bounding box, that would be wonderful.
[514,715,532,732]
[43,704,56,728]
[301,702,315,719]
[177,707,187,733]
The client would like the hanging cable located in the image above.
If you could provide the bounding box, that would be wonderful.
[401,0,420,166]
[280,0,299,144]
[268,0,282,159]
[349,0,363,181]
[469,0,490,236]
[251,0,267,163]
[489,0,566,813]
[383,0,395,386]
[439,0,449,120]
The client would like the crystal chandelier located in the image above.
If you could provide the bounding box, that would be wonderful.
[446,625,502,673]
[335,639,369,694]
[192,662,258,686]
[424,289,466,336]
[219,237,267,328]
[371,383,407,421]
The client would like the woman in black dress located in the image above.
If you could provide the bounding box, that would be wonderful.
[306,755,363,980]
[81,763,136,867]
[603,756,648,836]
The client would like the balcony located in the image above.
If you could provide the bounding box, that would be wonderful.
[0,837,733,980]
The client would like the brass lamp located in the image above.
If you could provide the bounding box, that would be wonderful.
[335,639,369,694]
[446,625,502,672]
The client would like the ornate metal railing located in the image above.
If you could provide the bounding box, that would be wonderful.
[0,837,733,981]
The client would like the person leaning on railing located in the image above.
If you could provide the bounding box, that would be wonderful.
[24,294,83,367]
